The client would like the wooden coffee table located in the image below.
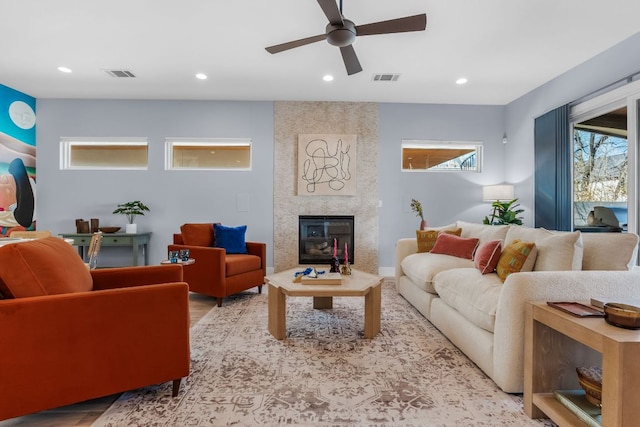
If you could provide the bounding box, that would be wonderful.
[265,267,383,340]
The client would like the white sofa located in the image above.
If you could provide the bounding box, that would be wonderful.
[395,221,640,393]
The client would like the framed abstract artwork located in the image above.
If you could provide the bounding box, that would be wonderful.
[297,134,357,196]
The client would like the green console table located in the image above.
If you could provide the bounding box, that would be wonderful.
[60,232,152,266]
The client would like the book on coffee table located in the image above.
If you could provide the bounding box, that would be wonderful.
[301,272,342,285]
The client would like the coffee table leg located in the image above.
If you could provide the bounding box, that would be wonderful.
[313,296,333,309]
[363,283,381,339]
[268,284,286,339]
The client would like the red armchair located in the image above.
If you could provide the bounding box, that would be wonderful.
[168,223,266,306]
[0,237,190,421]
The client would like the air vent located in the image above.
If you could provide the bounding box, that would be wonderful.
[372,73,400,82]
[104,69,136,78]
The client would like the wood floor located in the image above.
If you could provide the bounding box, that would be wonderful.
[0,292,220,427]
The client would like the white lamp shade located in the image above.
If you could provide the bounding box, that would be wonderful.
[482,184,514,201]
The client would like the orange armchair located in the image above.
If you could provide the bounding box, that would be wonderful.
[0,237,190,421]
[168,223,266,306]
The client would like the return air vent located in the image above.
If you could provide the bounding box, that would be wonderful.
[372,73,400,82]
[104,69,136,78]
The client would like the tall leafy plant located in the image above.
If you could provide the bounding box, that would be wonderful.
[483,199,524,225]
[112,200,150,224]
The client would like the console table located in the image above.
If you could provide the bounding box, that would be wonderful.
[60,232,152,266]
[524,301,640,426]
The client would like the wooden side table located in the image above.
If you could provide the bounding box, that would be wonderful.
[60,232,151,266]
[524,301,640,426]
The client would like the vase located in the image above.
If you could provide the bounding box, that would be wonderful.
[420,219,428,230]
[125,223,137,234]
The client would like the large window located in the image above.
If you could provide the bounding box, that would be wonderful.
[401,140,482,172]
[60,138,148,170]
[573,108,628,229]
[165,138,252,170]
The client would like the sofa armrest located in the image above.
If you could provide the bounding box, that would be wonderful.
[492,270,640,392]
[246,241,267,275]
[395,238,418,287]
[0,282,190,420]
[91,264,183,291]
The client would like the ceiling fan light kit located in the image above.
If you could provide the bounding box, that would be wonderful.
[265,0,426,76]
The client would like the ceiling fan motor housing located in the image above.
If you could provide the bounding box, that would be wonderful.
[326,19,356,47]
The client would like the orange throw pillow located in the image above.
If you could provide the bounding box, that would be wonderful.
[430,233,479,260]
[496,239,537,282]
[474,240,502,274]
[0,237,92,298]
[416,228,462,253]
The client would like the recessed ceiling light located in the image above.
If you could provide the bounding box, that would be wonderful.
[323,74,334,82]
[456,77,468,85]
[195,73,207,80]
[57,66,72,73]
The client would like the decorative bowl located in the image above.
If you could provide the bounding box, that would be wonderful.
[603,302,640,329]
[576,366,602,407]
[98,226,121,233]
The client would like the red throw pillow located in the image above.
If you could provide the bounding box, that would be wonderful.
[474,240,502,274]
[430,233,479,260]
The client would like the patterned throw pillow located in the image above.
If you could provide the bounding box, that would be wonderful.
[416,228,462,253]
[474,240,502,274]
[430,233,480,260]
[496,239,537,282]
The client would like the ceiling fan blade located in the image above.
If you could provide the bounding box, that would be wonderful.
[265,34,326,54]
[340,45,362,75]
[355,13,427,36]
[317,0,343,25]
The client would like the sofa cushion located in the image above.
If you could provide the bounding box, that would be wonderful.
[225,254,262,276]
[456,221,509,244]
[401,252,474,294]
[505,226,583,271]
[534,231,583,271]
[431,233,479,260]
[416,226,461,253]
[474,240,502,274]
[0,237,93,298]
[433,268,503,333]
[214,224,248,254]
[496,240,537,282]
[581,232,639,270]
[180,223,214,246]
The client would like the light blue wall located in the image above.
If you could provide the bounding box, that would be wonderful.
[505,32,640,226]
[36,99,274,267]
[377,103,506,268]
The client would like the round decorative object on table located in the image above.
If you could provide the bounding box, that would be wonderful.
[98,226,121,233]
[576,366,602,407]
[603,302,640,329]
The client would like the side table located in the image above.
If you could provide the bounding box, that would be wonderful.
[524,301,640,426]
[60,232,151,266]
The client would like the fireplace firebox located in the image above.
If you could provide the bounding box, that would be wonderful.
[299,215,354,265]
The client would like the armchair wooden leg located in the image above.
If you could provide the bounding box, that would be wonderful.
[217,298,222,307]
[258,284,263,294]
[172,378,182,397]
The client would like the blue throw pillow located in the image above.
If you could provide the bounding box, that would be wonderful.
[213,224,248,254]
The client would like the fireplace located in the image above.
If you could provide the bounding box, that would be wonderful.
[299,215,354,265]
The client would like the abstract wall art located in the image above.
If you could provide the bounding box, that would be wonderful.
[297,134,357,196]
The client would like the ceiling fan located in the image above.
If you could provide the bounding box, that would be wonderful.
[265,0,427,76]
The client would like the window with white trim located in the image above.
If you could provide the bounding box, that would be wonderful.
[165,138,252,170]
[401,140,482,172]
[60,138,148,170]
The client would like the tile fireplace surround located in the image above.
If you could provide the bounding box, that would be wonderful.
[273,101,379,274]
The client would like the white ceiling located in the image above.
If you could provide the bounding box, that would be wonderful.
[2,0,640,105]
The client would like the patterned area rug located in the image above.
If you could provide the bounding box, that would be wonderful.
[92,282,553,426]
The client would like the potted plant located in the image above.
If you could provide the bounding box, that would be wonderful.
[482,199,524,225]
[113,200,150,234]
[410,198,427,230]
